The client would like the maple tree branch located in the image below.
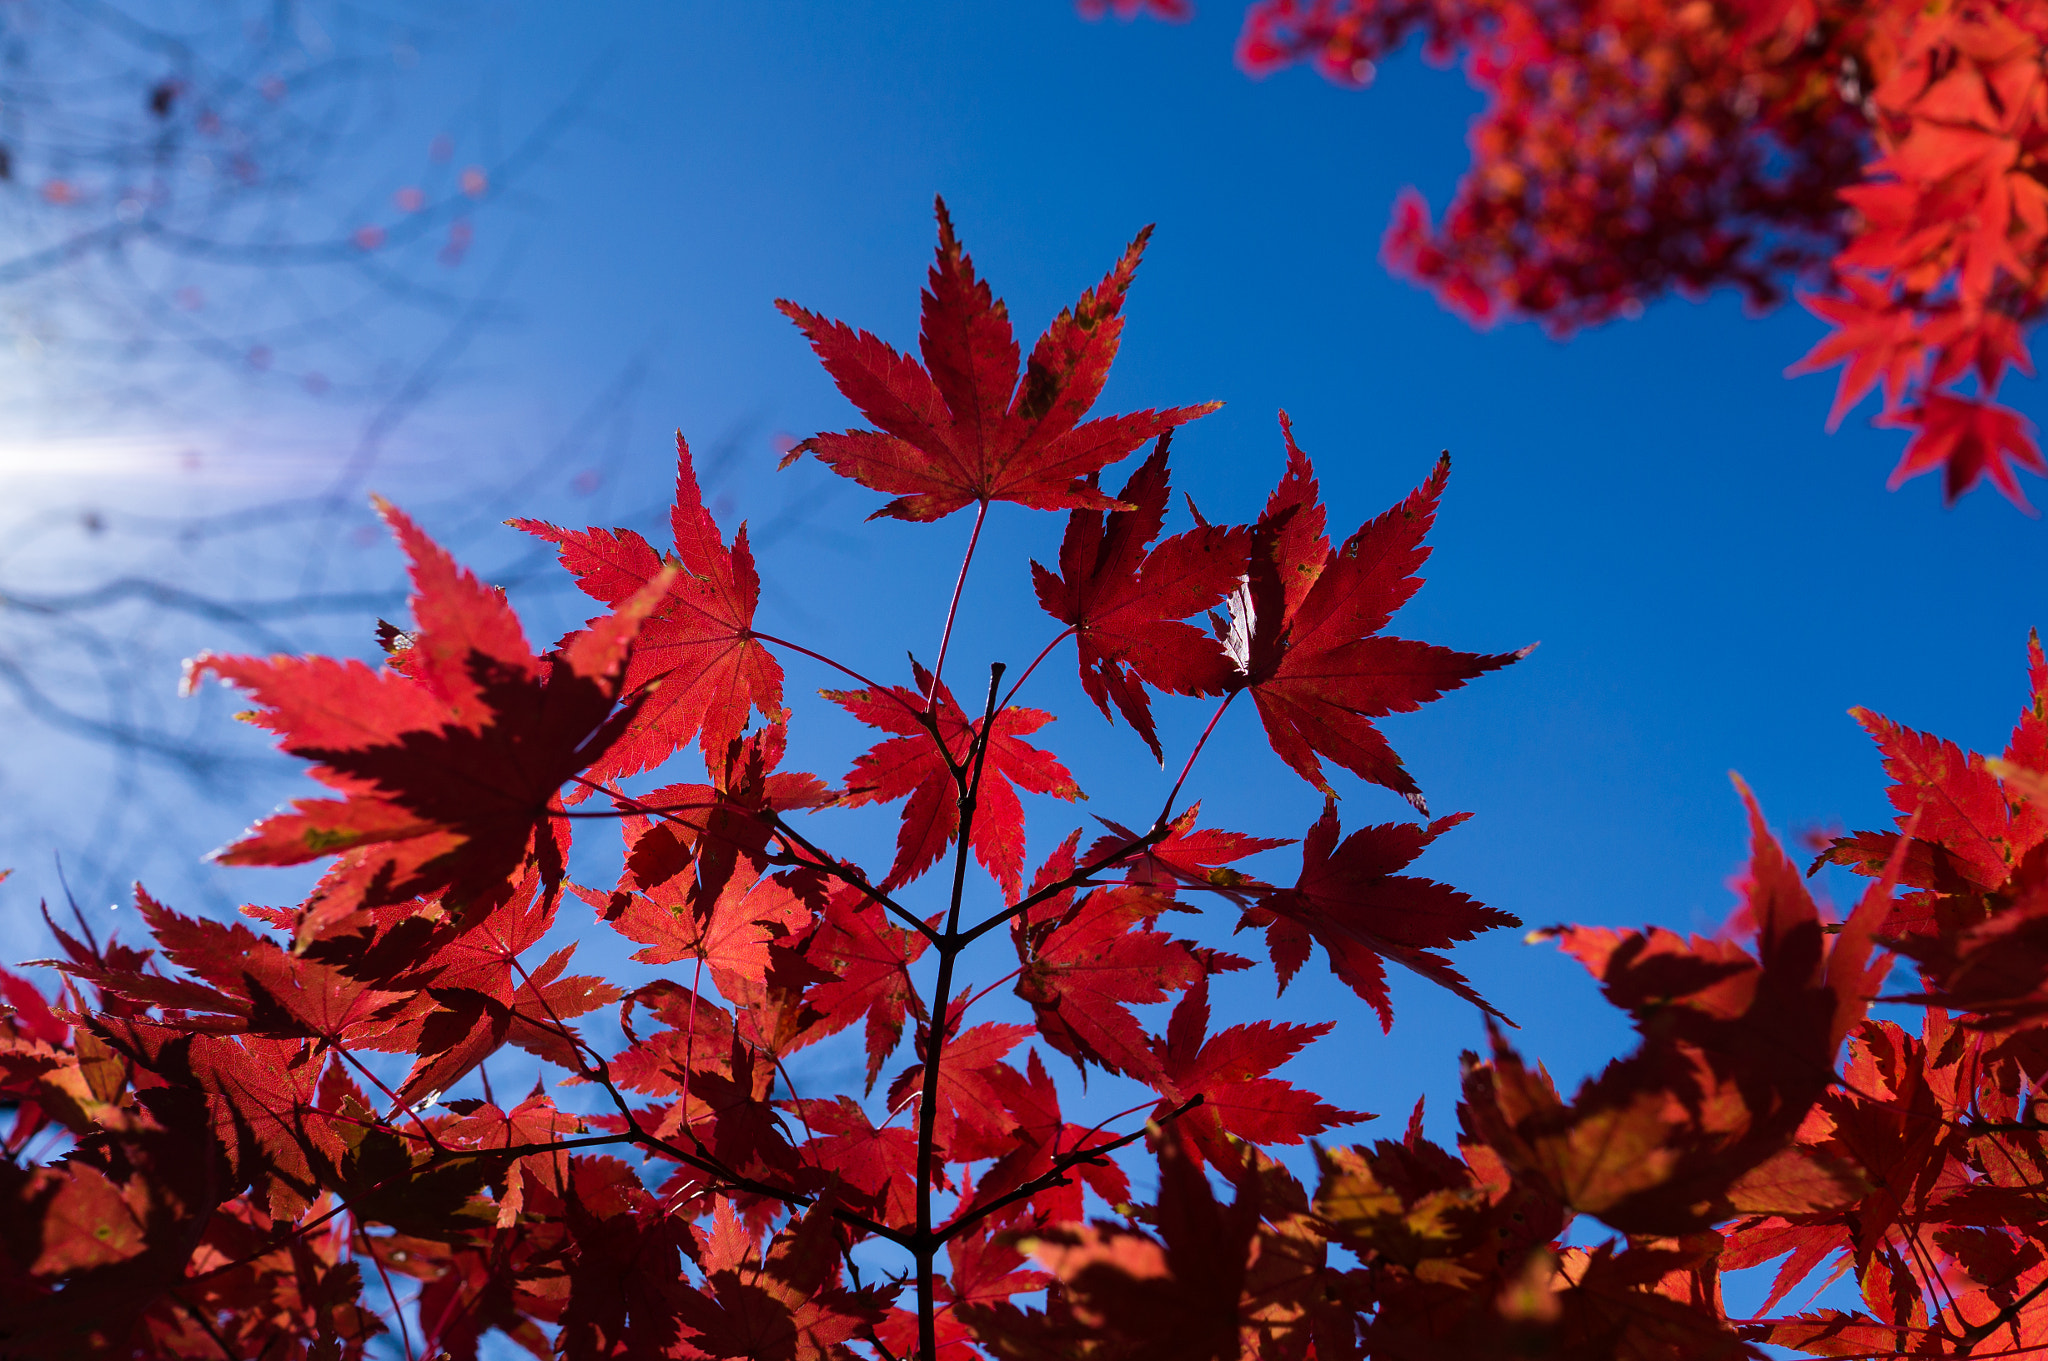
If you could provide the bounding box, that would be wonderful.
[1162,691,1236,823]
[489,950,903,1243]
[167,1287,243,1361]
[911,662,1006,1361]
[762,810,941,947]
[340,1048,447,1157]
[928,500,990,708]
[938,1095,1204,1245]
[1960,1267,2048,1346]
[958,820,1175,947]
[999,626,1076,710]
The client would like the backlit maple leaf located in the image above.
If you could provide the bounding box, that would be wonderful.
[1150,976,1364,1168]
[802,885,931,1090]
[826,660,1082,897]
[976,1048,1133,1227]
[1086,803,1291,907]
[515,434,785,779]
[1013,885,1201,1081]
[886,1020,1033,1164]
[791,1095,921,1226]
[1223,414,1528,810]
[778,197,1220,521]
[190,501,673,940]
[1248,800,1518,1031]
[1032,436,1247,760]
[674,1204,893,1360]
[965,1130,1257,1361]
[1468,782,1901,1236]
[1881,390,2046,510]
[1788,278,1934,428]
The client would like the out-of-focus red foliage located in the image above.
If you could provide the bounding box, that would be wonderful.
[1092,0,2048,508]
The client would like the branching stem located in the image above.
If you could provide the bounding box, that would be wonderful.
[939,1095,1203,1245]
[959,820,1175,947]
[764,810,942,947]
[913,662,1004,1361]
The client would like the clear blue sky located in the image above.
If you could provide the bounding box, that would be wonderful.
[10,0,2045,1209]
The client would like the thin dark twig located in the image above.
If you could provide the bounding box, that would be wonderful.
[167,1289,243,1361]
[351,1209,417,1361]
[939,1095,1204,1244]
[763,810,939,946]
[960,820,1174,946]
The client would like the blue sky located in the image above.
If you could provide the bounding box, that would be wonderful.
[7,0,2045,1244]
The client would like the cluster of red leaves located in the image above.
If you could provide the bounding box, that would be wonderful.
[9,198,2030,1361]
[1088,0,2048,508]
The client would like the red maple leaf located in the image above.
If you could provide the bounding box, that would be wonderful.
[1848,701,2041,895]
[1150,976,1365,1167]
[1031,435,1247,760]
[442,1081,582,1226]
[674,1203,892,1360]
[1013,885,1201,1082]
[1248,800,1518,1031]
[1221,414,1527,809]
[964,1130,1257,1361]
[886,1020,1033,1164]
[802,886,931,1091]
[1788,277,1935,428]
[190,500,672,939]
[515,434,786,779]
[544,1154,698,1357]
[977,1048,1133,1227]
[1468,781,1902,1236]
[1086,803,1291,907]
[89,1020,340,1219]
[1882,390,2046,510]
[826,660,1082,897]
[605,980,733,1098]
[791,1094,921,1226]
[777,197,1220,521]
